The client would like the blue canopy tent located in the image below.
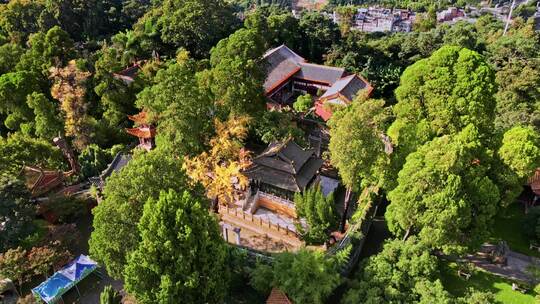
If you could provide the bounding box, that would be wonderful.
[32,255,98,303]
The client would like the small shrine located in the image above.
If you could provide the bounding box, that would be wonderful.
[126,111,156,151]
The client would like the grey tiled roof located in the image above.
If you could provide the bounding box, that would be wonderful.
[263,45,304,92]
[243,141,323,192]
[295,63,345,84]
[321,75,369,102]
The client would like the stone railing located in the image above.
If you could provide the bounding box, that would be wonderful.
[258,191,295,210]
[219,205,298,238]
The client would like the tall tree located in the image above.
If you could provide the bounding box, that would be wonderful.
[487,21,540,131]
[386,126,500,253]
[209,28,266,119]
[26,92,63,140]
[388,45,497,174]
[251,249,343,304]
[0,0,47,42]
[0,175,35,252]
[183,116,250,205]
[0,133,65,175]
[294,186,336,244]
[156,0,237,58]
[89,149,193,278]
[342,238,440,304]
[124,189,229,304]
[49,60,94,151]
[499,126,540,180]
[136,56,214,156]
[16,26,75,76]
[298,12,340,62]
[0,70,41,132]
[328,98,391,190]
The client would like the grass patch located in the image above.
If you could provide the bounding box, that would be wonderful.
[488,203,540,258]
[440,262,536,304]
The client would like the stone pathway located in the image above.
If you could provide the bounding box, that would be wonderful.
[463,246,540,283]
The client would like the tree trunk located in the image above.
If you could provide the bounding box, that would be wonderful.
[339,187,352,233]
[402,226,412,241]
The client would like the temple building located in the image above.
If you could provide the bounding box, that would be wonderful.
[126,111,156,151]
[243,140,324,201]
[262,45,373,121]
[218,140,334,252]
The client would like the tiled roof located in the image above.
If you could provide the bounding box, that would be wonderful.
[266,288,292,304]
[321,74,369,102]
[263,45,305,94]
[315,101,333,122]
[126,126,156,139]
[296,62,345,84]
[243,140,323,192]
[128,111,148,124]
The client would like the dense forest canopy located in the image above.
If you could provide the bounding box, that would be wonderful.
[0,0,539,303]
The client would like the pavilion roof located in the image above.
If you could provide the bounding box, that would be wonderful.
[243,140,323,192]
[126,126,156,139]
[128,111,149,124]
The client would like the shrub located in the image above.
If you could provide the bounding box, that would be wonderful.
[293,94,313,112]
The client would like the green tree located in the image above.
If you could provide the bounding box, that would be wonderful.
[499,126,540,180]
[89,149,193,278]
[78,144,114,179]
[253,110,305,145]
[124,189,229,304]
[0,70,41,132]
[294,186,336,244]
[0,175,35,252]
[343,238,440,304]
[100,285,122,304]
[0,133,65,175]
[0,43,24,75]
[16,26,75,76]
[388,45,497,173]
[487,21,540,131]
[244,7,303,50]
[414,7,437,32]
[251,249,342,304]
[135,57,214,156]
[293,94,313,113]
[299,12,341,62]
[386,126,500,253]
[0,0,47,42]
[328,98,390,190]
[209,28,266,119]
[26,92,63,140]
[156,0,237,58]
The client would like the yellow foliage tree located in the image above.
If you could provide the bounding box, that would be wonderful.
[50,60,93,150]
[183,116,251,205]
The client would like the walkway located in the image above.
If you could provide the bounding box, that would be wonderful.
[463,246,540,283]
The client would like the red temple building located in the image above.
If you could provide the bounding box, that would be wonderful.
[126,111,156,151]
[262,45,373,121]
